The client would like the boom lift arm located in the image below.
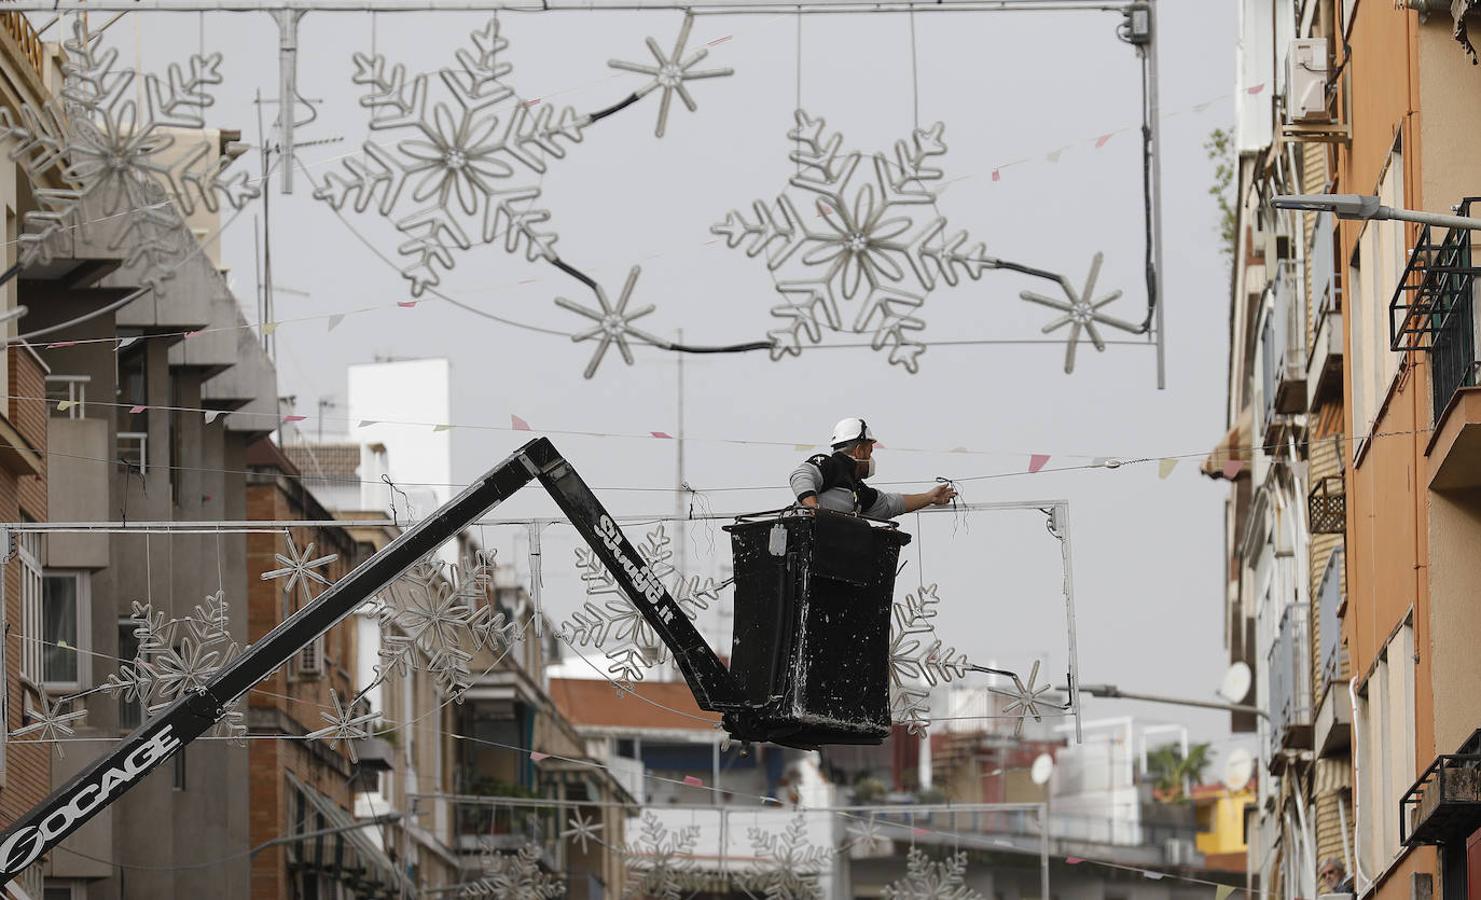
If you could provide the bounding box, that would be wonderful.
[0,437,744,884]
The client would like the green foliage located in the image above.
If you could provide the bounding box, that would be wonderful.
[1205,127,1237,263]
[1145,742,1213,802]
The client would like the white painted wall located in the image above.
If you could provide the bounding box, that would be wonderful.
[348,358,454,521]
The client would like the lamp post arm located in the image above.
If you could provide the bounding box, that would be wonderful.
[1074,683,1269,720]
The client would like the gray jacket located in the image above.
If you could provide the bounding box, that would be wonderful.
[789,452,906,519]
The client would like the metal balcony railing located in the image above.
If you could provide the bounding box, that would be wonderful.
[45,375,89,419]
[1401,753,1481,846]
[1268,603,1313,758]
[1388,198,1481,422]
[1308,475,1346,535]
[0,11,46,82]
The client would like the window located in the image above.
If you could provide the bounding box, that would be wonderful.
[41,572,88,691]
[1350,147,1407,452]
[1355,620,1417,875]
[18,532,42,685]
[118,618,142,730]
[43,881,82,900]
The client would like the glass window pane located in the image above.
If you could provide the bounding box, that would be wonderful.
[42,575,77,684]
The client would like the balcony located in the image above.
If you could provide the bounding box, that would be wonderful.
[1390,199,1481,421]
[1261,262,1307,448]
[1313,550,1349,758]
[1401,752,1481,847]
[1268,603,1313,763]
[1307,211,1343,408]
[1307,475,1346,535]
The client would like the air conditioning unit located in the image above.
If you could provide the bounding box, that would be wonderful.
[297,635,325,678]
[1287,38,1331,124]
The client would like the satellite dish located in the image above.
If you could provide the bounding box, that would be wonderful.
[1219,662,1253,704]
[1223,748,1254,792]
[1031,753,1055,786]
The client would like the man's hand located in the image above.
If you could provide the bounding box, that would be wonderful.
[799,495,819,509]
[927,483,958,507]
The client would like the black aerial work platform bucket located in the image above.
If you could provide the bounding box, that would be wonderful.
[721,509,911,750]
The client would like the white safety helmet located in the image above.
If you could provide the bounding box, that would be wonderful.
[830,417,876,448]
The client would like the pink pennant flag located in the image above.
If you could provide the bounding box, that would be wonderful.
[707,34,733,46]
[511,414,532,431]
[129,405,147,414]
[1222,459,1245,479]
[1094,134,1112,149]
[651,431,673,439]
[397,301,418,309]
[184,330,200,339]
[1066,857,1085,865]
[991,169,1001,182]
[529,751,550,762]
[46,340,78,349]
[1029,454,1051,473]
[1247,83,1265,95]
[912,827,928,837]
[282,415,307,424]
[682,775,704,788]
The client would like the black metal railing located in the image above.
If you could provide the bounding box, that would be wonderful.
[1388,199,1481,421]
[1308,476,1346,535]
[1400,753,1481,846]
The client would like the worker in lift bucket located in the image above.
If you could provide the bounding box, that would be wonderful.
[790,418,957,519]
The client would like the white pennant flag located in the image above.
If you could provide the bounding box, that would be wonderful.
[327,314,344,332]
[204,410,224,424]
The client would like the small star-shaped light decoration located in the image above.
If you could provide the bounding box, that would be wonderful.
[1019,252,1140,374]
[561,810,605,853]
[988,660,1058,737]
[609,13,734,138]
[554,266,665,379]
[260,533,338,605]
[848,815,888,854]
[12,692,90,758]
[306,688,378,764]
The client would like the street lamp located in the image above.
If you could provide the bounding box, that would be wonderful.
[1070,683,1269,720]
[248,810,402,858]
[1271,193,1481,232]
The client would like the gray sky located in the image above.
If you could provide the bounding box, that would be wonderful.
[111,0,1242,751]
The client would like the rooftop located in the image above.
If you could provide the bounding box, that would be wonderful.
[549,678,720,734]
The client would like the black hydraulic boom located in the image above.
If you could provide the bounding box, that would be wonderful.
[0,438,743,884]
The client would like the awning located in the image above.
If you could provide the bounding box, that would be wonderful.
[1314,757,1353,798]
[1203,408,1253,481]
[284,770,416,898]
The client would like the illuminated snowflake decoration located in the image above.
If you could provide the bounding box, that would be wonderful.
[609,14,733,138]
[0,18,259,285]
[714,111,1128,373]
[260,532,338,606]
[623,812,700,900]
[374,550,517,700]
[554,266,665,379]
[100,592,246,740]
[889,584,970,737]
[847,815,889,855]
[305,687,378,763]
[882,848,986,900]
[313,18,586,296]
[460,841,565,899]
[11,691,89,758]
[988,659,1058,737]
[1019,252,1140,373]
[738,815,833,900]
[561,810,604,853]
[561,524,725,689]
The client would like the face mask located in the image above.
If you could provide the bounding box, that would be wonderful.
[856,456,876,479]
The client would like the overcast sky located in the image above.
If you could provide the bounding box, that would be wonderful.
[91,0,1245,756]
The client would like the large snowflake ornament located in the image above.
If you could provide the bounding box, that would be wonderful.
[560,525,725,688]
[0,18,259,282]
[882,848,986,900]
[623,812,700,900]
[305,687,378,763]
[889,584,971,737]
[11,691,89,758]
[987,659,1059,737]
[738,815,834,900]
[609,14,734,138]
[375,550,516,700]
[561,810,605,853]
[260,532,338,606]
[314,19,586,296]
[100,592,246,740]
[1020,252,1140,373]
[461,841,565,898]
